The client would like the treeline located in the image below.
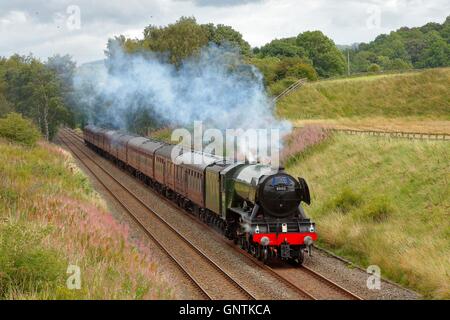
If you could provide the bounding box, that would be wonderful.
[0,54,79,141]
[251,15,450,93]
[347,16,450,73]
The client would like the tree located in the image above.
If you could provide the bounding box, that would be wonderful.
[202,23,252,56]
[0,93,13,116]
[29,62,70,140]
[389,58,412,70]
[350,16,450,70]
[248,56,281,86]
[351,50,378,72]
[274,57,318,81]
[367,63,381,72]
[441,16,450,44]
[296,31,346,77]
[259,38,306,58]
[142,17,209,66]
[46,55,77,127]
[1,55,71,140]
[418,31,450,68]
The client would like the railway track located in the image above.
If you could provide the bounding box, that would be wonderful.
[58,129,256,300]
[273,264,362,300]
[63,128,363,300]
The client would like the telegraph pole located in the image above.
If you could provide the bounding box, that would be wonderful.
[347,50,351,76]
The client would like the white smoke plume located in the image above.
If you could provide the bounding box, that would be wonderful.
[74,43,292,163]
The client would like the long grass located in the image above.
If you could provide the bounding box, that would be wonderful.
[280,125,331,166]
[0,139,175,299]
[287,134,450,299]
[277,67,450,120]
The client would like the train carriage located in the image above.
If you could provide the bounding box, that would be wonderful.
[103,131,118,157]
[176,151,222,208]
[107,132,125,160]
[154,145,177,190]
[99,129,114,153]
[83,125,94,145]
[205,161,245,218]
[127,137,149,174]
[140,140,166,179]
[84,125,102,149]
[116,134,135,164]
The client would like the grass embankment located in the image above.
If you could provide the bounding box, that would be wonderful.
[277,68,450,120]
[0,139,175,299]
[287,134,449,299]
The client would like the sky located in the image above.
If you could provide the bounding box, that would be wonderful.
[1,0,449,64]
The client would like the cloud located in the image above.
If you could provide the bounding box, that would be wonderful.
[0,0,448,64]
[189,0,264,7]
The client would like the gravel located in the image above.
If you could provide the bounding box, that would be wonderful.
[302,248,420,300]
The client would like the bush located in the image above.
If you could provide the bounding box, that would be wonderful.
[268,77,299,96]
[367,63,381,73]
[362,196,393,222]
[389,58,412,70]
[0,112,40,146]
[275,57,318,81]
[331,187,363,213]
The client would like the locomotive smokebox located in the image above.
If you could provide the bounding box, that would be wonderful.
[257,173,302,218]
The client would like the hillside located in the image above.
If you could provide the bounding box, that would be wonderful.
[286,134,450,299]
[277,68,450,121]
[0,139,174,299]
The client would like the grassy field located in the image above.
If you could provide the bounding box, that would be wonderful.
[0,139,175,299]
[287,134,450,299]
[277,68,450,120]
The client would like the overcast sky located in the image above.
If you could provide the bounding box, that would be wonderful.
[1,0,448,64]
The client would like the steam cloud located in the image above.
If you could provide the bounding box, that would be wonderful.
[74,43,292,163]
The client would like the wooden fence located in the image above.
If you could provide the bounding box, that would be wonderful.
[329,128,450,141]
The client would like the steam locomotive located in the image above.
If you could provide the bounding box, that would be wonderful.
[83,125,317,265]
